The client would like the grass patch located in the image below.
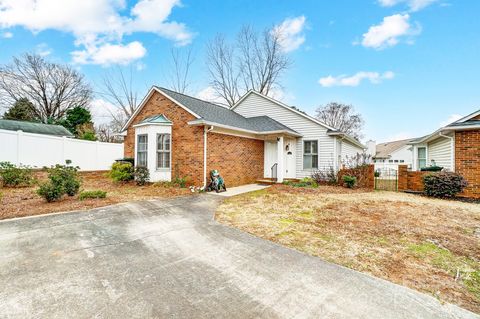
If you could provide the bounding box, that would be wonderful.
[215,184,480,313]
[79,190,107,200]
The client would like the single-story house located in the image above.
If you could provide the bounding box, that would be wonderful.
[0,119,74,137]
[409,109,480,197]
[120,86,365,187]
[369,138,414,170]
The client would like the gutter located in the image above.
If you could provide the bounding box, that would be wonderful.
[203,125,214,188]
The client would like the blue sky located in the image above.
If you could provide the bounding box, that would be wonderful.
[0,0,479,142]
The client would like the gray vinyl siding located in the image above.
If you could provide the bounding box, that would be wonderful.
[428,136,452,170]
[234,93,337,178]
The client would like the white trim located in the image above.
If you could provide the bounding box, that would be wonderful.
[121,86,201,132]
[187,119,303,137]
[231,90,337,131]
[133,122,173,128]
[443,125,480,131]
[327,131,366,149]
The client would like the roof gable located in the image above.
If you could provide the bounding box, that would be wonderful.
[374,139,413,158]
[232,90,337,131]
[452,109,480,124]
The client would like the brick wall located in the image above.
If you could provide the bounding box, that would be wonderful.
[398,165,431,192]
[338,164,375,189]
[207,132,264,187]
[455,130,480,198]
[124,91,205,186]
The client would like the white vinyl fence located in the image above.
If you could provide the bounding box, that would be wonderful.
[0,129,124,171]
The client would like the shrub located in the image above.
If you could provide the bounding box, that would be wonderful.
[109,162,134,182]
[172,177,188,188]
[283,177,318,188]
[134,166,150,185]
[48,164,81,196]
[37,181,64,202]
[374,171,380,178]
[0,161,34,187]
[79,190,107,200]
[423,172,467,198]
[342,175,357,188]
[311,167,337,185]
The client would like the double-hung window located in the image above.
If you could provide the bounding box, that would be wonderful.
[417,147,427,169]
[303,140,318,169]
[137,135,148,167]
[157,134,171,169]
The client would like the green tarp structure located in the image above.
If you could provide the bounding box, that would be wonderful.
[0,119,74,137]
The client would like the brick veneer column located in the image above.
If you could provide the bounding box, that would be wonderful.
[455,130,480,198]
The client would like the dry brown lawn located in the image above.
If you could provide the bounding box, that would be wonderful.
[0,171,192,220]
[215,184,480,313]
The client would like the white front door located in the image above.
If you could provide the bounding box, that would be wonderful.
[284,138,296,178]
[264,141,277,178]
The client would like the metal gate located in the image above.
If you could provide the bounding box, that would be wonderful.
[374,168,398,191]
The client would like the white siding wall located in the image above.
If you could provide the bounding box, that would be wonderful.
[234,93,337,178]
[428,136,452,170]
[340,140,360,164]
[0,129,124,170]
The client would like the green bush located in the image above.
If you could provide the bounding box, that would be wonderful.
[423,172,467,198]
[79,190,107,200]
[109,162,134,182]
[421,166,443,172]
[37,181,64,202]
[48,164,81,196]
[36,163,82,202]
[342,175,357,188]
[172,177,188,188]
[134,166,150,185]
[0,161,35,187]
[283,177,318,188]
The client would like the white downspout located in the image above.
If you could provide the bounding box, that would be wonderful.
[439,131,454,171]
[203,126,214,188]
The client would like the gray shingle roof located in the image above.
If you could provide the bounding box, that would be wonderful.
[156,87,299,134]
[374,138,414,158]
[0,119,73,137]
[447,120,480,127]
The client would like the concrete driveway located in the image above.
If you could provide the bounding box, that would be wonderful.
[0,195,478,319]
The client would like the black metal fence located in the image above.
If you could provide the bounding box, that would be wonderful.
[374,168,398,191]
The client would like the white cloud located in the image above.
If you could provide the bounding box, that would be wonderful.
[72,41,146,66]
[196,86,227,106]
[273,16,306,53]
[439,113,462,127]
[361,14,420,49]
[35,43,52,56]
[319,71,395,87]
[377,0,438,12]
[1,31,12,38]
[89,98,118,125]
[0,0,193,65]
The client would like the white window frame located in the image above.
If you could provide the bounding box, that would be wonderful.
[156,133,171,170]
[417,147,427,169]
[137,134,148,167]
[303,140,318,170]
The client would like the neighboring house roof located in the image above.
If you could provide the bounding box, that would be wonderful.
[122,86,300,136]
[0,119,73,137]
[374,138,413,159]
[410,108,480,145]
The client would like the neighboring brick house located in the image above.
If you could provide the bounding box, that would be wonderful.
[120,87,365,187]
[409,110,480,197]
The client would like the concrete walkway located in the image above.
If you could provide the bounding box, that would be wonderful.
[0,195,478,319]
[208,183,270,197]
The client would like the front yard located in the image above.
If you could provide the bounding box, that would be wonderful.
[215,185,480,313]
[0,171,192,220]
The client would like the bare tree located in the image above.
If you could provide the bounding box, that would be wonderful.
[206,25,291,106]
[96,122,123,143]
[166,48,194,94]
[0,54,92,122]
[206,34,241,106]
[315,102,364,140]
[99,67,138,128]
[238,26,290,96]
